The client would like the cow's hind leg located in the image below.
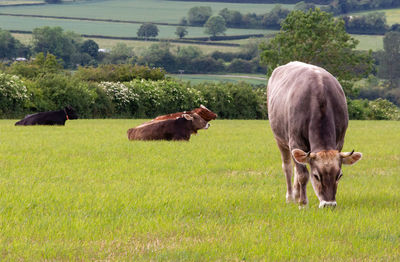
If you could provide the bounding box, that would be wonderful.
[294,163,309,206]
[277,143,294,203]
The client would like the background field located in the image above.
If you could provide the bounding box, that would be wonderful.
[0,120,399,260]
[0,0,295,22]
[169,73,267,85]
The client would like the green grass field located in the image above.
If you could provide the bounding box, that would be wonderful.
[352,34,384,51]
[0,15,273,39]
[0,0,295,23]
[350,8,400,25]
[0,119,399,260]
[169,74,267,85]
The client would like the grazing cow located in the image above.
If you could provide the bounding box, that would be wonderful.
[267,61,362,208]
[127,113,209,141]
[15,106,78,126]
[153,105,217,122]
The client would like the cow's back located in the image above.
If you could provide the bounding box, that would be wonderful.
[267,62,348,151]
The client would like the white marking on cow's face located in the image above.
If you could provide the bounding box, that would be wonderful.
[203,122,210,129]
[319,201,337,208]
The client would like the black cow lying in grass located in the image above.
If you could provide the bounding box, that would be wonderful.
[15,106,78,126]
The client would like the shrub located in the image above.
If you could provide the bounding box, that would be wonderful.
[368,98,400,120]
[27,74,96,118]
[0,73,28,117]
[75,64,165,82]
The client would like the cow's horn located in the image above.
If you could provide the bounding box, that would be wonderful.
[340,150,354,158]
[306,151,316,159]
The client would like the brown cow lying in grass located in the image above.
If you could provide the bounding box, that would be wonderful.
[153,105,217,122]
[127,113,209,141]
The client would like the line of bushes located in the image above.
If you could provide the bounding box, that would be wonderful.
[1,59,399,120]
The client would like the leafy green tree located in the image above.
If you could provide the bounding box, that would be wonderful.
[105,43,135,64]
[188,6,212,26]
[378,31,400,88]
[219,8,243,27]
[204,16,227,38]
[175,26,188,39]
[32,26,82,68]
[0,28,27,60]
[260,8,373,97]
[137,23,159,39]
[81,39,99,59]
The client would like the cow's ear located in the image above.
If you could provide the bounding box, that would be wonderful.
[292,149,315,165]
[340,151,362,165]
[182,114,193,121]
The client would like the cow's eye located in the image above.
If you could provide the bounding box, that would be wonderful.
[337,172,343,181]
[313,174,320,182]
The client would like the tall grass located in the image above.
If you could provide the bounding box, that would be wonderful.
[0,120,399,260]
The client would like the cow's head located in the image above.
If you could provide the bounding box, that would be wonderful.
[193,105,217,122]
[182,113,209,131]
[64,106,79,120]
[292,149,362,208]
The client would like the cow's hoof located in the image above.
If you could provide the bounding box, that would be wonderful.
[319,201,337,208]
[286,194,294,203]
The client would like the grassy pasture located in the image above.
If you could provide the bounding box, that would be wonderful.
[169,74,267,85]
[11,33,242,54]
[0,119,399,260]
[0,0,295,23]
[352,34,384,51]
[350,8,400,25]
[0,15,273,39]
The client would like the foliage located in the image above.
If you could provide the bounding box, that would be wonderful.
[193,82,267,119]
[137,43,177,72]
[187,6,212,26]
[204,16,227,37]
[26,74,96,117]
[368,98,400,120]
[32,26,83,68]
[0,28,29,60]
[294,1,316,12]
[0,73,28,116]
[81,39,99,59]
[7,52,63,79]
[260,8,373,97]
[378,31,400,88]
[103,43,135,65]
[175,26,188,39]
[74,64,165,82]
[343,12,389,35]
[137,23,159,39]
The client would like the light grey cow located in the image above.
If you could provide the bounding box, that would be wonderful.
[267,61,362,208]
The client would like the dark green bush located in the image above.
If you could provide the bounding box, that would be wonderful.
[74,64,166,82]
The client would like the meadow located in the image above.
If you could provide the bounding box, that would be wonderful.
[0,0,295,23]
[169,73,267,85]
[0,15,275,39]
[0,119,399,260]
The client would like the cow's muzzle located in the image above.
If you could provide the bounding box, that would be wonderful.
[319,201,337,208]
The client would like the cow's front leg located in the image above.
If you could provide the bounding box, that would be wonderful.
[277,144,294,203]
[294,164,309,206]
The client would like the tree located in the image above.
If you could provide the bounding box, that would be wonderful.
[260,8,373,97]
[81,39,99,59]
[44,0,62,3]
[379,31,400,88]
[105,43,135,64]
[0,28,27,60]
[32,26,82,68]
[175,26,188,39]
[204,16,227,38]
[137,23,159,39]
[188,6,212,26]
[219,8,243,27]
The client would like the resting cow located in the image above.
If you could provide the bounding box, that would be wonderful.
[127,113,209,141]
[153,105,217,122]
[267,61,362,208]
[15,106,78,126]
